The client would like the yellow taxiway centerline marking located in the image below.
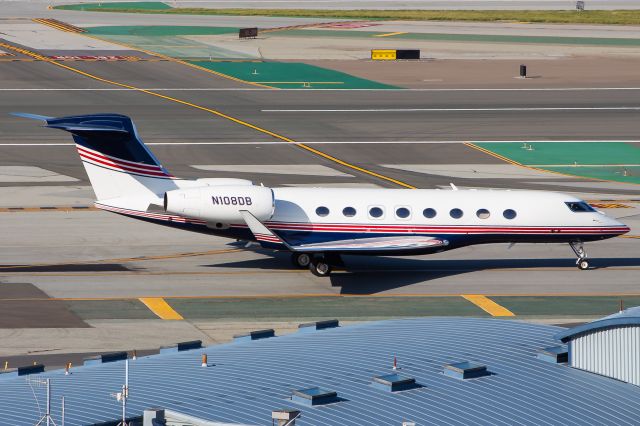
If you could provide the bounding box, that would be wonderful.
[139,297,184,320]
[462,294,515,317]
[374,32,407,37]
[0,41,416,189]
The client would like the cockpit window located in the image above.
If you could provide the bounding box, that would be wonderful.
[566,202,595,213]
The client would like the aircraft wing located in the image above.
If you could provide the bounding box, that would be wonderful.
[239,210,448,252]
[289,236,448,252]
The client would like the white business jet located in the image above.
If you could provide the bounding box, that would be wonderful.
[15,113,629,276]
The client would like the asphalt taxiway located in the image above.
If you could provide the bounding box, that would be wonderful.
[0,9,639,362]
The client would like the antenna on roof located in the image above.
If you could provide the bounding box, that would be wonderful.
[110,359,130,426]
[27,377,57,426]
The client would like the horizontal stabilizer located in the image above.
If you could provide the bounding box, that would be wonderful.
[11,112,54,121]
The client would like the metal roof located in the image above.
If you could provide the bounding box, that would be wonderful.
[1,317,640,425]
[556,306,640,342]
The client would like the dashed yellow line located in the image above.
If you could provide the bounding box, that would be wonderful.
[374,32,407,37]
[0,41,416,189]
[139,297,183,320]
[462,294,515,317]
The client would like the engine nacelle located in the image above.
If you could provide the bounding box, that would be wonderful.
[164,185,274,222]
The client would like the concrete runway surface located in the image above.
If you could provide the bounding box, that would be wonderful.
[0,6,639,361]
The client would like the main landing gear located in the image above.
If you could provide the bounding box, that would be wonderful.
[291,253,311,269]
[296,253,343,277]
[570,241,589,270]
[291,252,333,276]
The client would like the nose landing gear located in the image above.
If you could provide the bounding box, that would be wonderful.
[570,241,589,270]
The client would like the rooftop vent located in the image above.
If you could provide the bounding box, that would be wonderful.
[272,409,301,426]
[234,329,275,342]
[160,340,202,354]
[0,363,45,378]
[292,387,339,406]
[298,319,340,333]
[372,373,420,392]
[537,346,568,364]
[443,361,490,380]
[84,351,127,366]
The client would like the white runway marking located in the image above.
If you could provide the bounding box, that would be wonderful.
[263,107,640,112]
[0,166,78,183]
[381,164,570,179]
[192,164,353,176]
[1,140,639,147]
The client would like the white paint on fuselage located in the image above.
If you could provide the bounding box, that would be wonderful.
[269,188,624,228]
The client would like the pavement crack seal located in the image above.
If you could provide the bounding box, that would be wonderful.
[0,248,241,271]
[0,41,415,189]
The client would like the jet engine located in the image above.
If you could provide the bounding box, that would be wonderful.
[164,185,274,223]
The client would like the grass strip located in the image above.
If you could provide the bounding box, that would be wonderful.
[53,7,640,25]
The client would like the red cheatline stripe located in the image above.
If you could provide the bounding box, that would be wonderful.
[77,148,166,175]
[79,152,169,177]
[77,145,163,171]
[232,222,628,235]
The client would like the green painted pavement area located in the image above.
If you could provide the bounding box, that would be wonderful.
[190,61,399,89]
[56,2,171,10]
[60,296,640,320]
[278,29,640,47]
[166,296,487,320]
[492,296,640,317]
[86,26,238,37]
[475,142,640,184]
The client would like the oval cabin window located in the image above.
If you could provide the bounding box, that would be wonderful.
[316,206,329,217]
[503,209,517,220]
[396,207,411,219]
[369,207,384,218]
[423,208,437,219]
[343,207,357,217]
[450,208,463,219]
[476,209,490,219]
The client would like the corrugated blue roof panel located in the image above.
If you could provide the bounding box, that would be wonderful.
[555,306,640,342]
[1,318,640,425]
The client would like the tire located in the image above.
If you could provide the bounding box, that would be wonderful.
[309,261,332,277]
[292,253,311,269]
[578,259,589,270]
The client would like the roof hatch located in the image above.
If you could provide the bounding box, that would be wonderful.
[372,373,420,392]
[537,346,568,364]
[292,387,339,406]
[443,361,490,380]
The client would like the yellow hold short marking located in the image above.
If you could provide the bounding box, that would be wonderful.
[139,297,184,320]
[462,294,515,317]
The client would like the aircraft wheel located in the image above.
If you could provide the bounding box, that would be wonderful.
[309,260,332,277]
[291,253,311,269]
[578,259,589,270]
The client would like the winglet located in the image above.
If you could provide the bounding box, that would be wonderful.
[11,112,54,122]
[239,210,293,250]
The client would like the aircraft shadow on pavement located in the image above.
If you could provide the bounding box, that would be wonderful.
[208,255,640,295]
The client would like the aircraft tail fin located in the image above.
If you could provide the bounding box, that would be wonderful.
[13,112,178,202]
